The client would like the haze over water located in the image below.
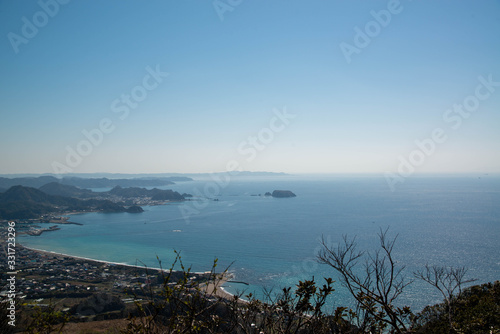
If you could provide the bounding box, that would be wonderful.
[19,175,500,312]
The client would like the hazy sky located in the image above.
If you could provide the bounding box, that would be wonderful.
[1,0,499,175]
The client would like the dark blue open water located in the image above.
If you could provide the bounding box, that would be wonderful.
[19,175,500,312]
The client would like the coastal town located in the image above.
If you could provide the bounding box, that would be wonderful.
[0,222,221,328]
[1,243,150,301]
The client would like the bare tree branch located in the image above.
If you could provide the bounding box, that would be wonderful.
[317,228,414,333]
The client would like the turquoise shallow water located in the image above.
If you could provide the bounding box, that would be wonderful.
[19,175,500,312]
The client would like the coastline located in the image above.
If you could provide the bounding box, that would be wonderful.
[13,209,247,303]
[15,210,249,303]
[21,244,174,273]
[19,243,240,301]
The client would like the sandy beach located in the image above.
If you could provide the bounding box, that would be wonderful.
[200,272,239,301]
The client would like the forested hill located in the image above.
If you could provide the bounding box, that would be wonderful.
[108,186,185,201]
[38,182,95,198]
[38,183,187,201]
[0,182,189,220]
[0,186,148,219]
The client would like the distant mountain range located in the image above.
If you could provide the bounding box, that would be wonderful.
[0,176,193,190]
[0,172,286,179]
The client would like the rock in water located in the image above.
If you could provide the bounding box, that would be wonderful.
[271,190,296,198]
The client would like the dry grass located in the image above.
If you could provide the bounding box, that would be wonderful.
[58,318,129,334]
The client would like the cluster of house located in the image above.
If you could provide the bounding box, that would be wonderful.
[0,245,154,300]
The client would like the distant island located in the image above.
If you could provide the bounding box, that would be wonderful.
[265,190,297,198]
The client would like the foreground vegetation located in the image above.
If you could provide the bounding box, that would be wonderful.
[2,230,499,333]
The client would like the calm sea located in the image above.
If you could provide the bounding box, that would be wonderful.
[19,175,500,312]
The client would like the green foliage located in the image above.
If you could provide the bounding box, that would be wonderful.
[234,276,338,333]
[122,252,354,333]
[123,252,235,333]
[25,301,69,334]
[415,281,500,334]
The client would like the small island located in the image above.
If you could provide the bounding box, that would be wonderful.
[266,190,297,198]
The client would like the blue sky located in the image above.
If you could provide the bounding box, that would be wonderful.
[1,0,499,174]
